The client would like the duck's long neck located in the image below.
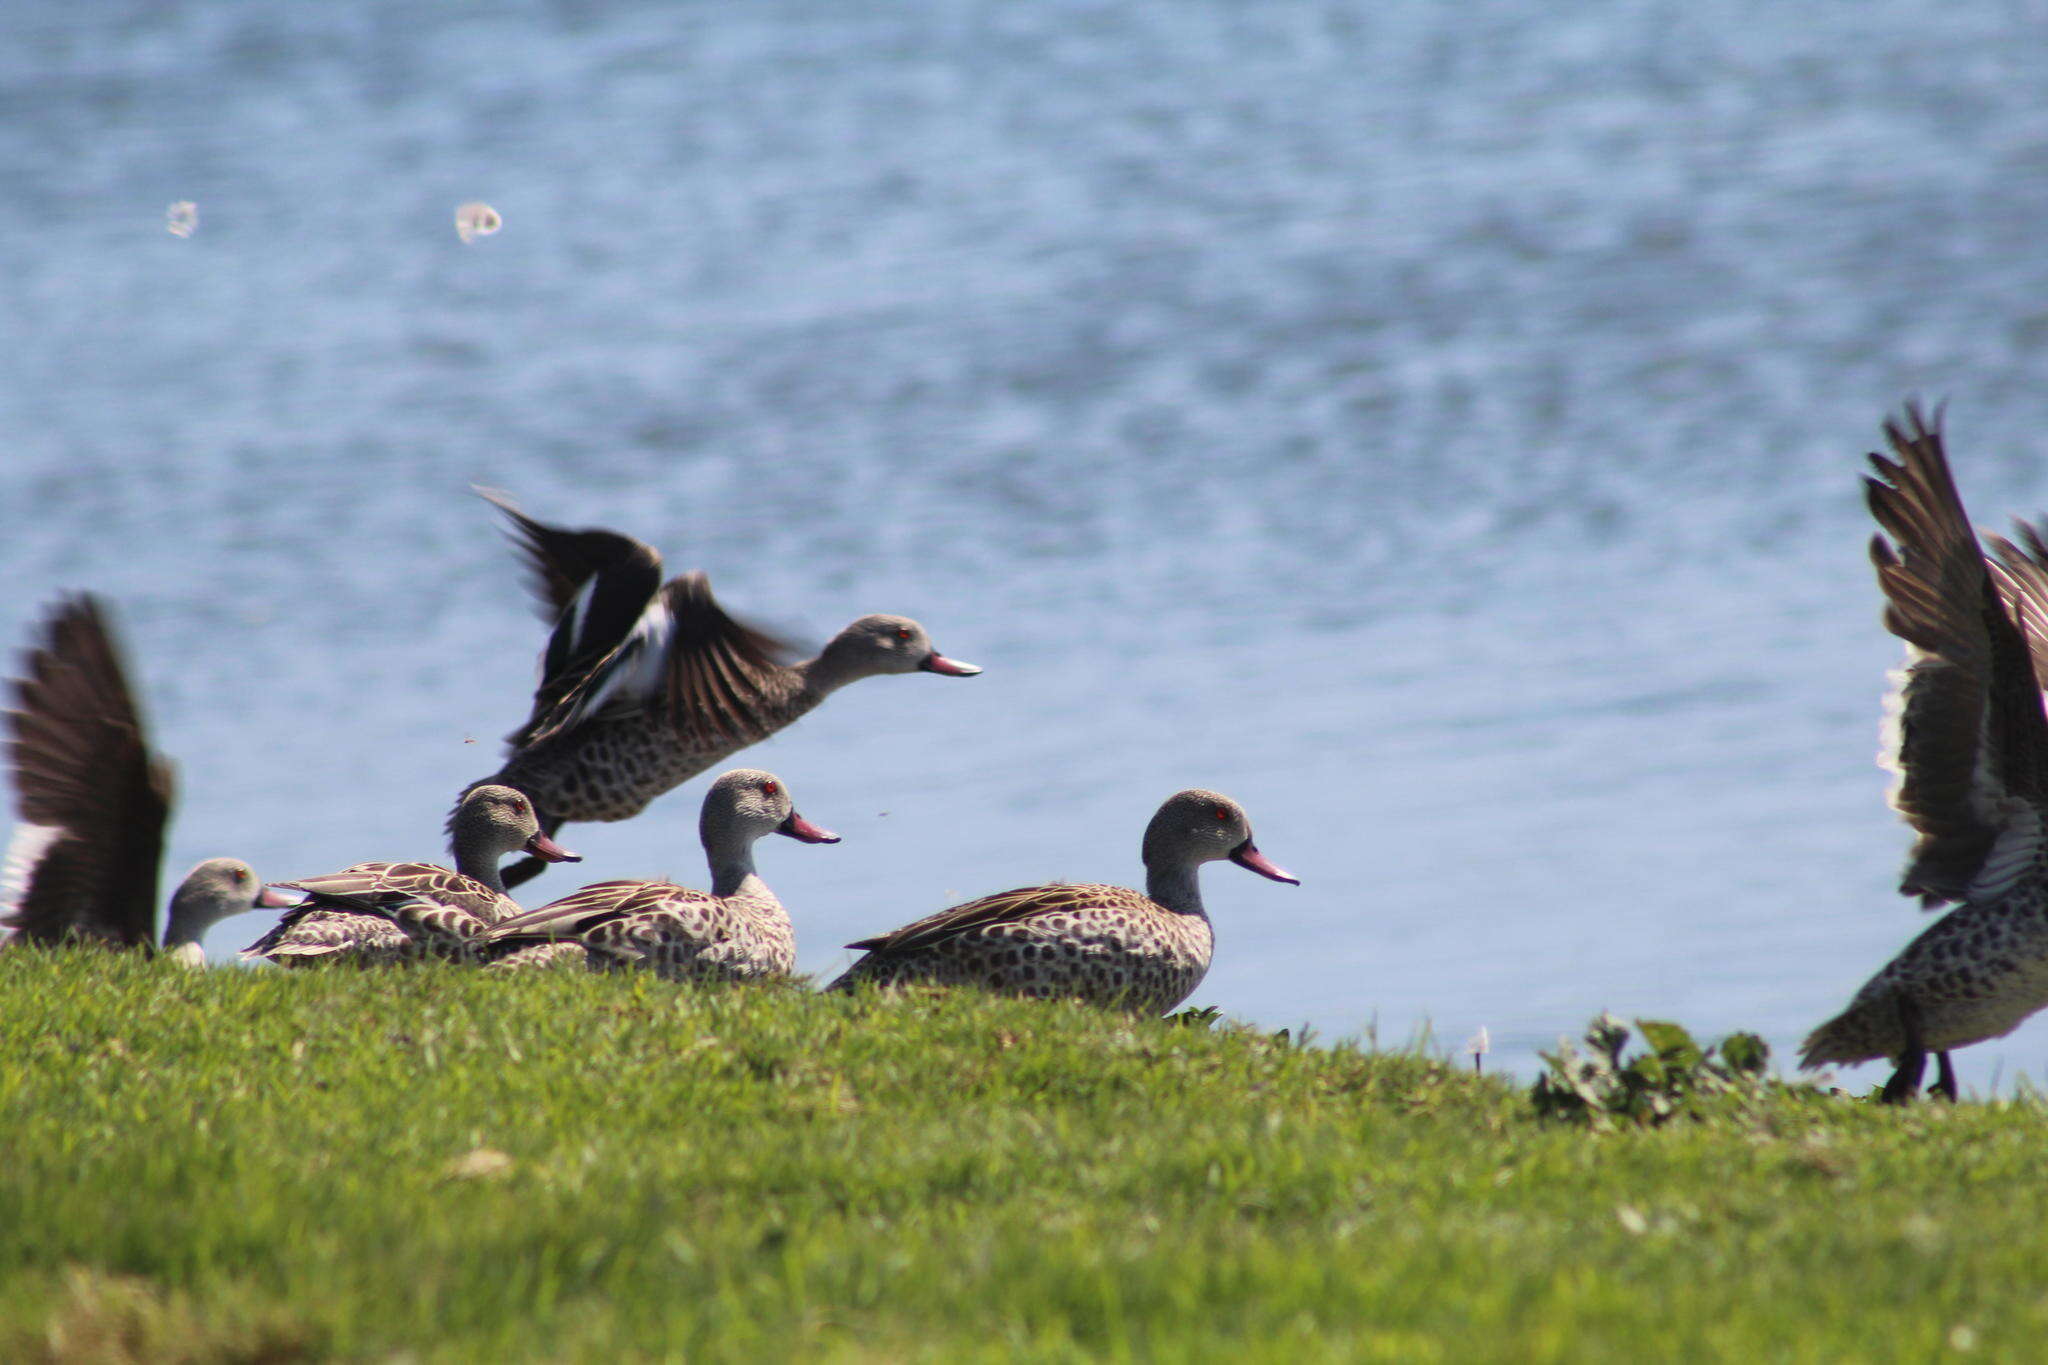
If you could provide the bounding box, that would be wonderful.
[159,929,211,968]
[1145,862,1208,917]
[453,831,509,897]
[161,897,218,967]
[791,650,867,706]
[161,867,243,967]
[706,842,769,900]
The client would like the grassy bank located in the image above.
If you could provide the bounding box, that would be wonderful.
[1,952,2043,1362]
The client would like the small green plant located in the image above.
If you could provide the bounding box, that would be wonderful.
[1163,1004,1224,1029]
[1531,1013,1778,1127]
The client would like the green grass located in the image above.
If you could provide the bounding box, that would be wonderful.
[2,952,2044,1362]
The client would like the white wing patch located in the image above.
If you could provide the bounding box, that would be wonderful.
[562,574,602,658]
[538,575,607,687]
[560,594,674,729]
[0,823,64,931]
[1876,656,1913,798]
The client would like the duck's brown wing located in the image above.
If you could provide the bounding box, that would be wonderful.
[1985,518,2048,703]
[520,574,797,749]
[274,861,511,924]
[1867,403,2048,907]
[846,883,1130,956]
[239,906,411,961]
[485,879,694,943]
[477,490,667,749]
[2,595,170,947]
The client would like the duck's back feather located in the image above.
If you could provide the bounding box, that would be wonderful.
[846,883,1148,956]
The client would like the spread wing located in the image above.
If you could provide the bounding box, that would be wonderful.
[2,595,171,947]
[477,490,667,749]
[1985,518,2048,702]
[1866,403,2048,907]
[519,575,796,750]
[846,883,1122,956]
[484,879,688,942]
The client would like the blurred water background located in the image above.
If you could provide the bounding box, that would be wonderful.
[6,0,2048,1088]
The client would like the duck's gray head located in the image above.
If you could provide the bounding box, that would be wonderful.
[1140,790,1298,884]
[164,857,296,959]
[821,615,980,682]
[452,785,580,865]
[701,769,841,853]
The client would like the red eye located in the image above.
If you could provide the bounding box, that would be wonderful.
[1213,808,1229,821]
[763,781,779,796]
[895,628,912,641]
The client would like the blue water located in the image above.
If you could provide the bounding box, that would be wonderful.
[7,0,2048,1090]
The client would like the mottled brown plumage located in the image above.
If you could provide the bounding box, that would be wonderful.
[828,789,1297,1014]
[243,785,578,965]
[484,769,836,979]
[1804,405,2048,1100]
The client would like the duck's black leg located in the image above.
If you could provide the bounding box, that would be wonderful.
[1931,1051,1959,1102]
[1880,1051,1926,1104]
[1881,994,1928,1105]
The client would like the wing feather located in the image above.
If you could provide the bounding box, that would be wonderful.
[660,574,795,743]
[274,861,512,924]
[477,490,667,749]
[524,574,794,748]
[846,883,1135,955]
[2,595,170,947]
[1865,403,2048,906]
[240,907,410,960]
[1986,518,2048,703]
[484,879,690,942]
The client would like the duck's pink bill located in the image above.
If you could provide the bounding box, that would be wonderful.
[919,652,982,676]
[526,831,583,863]
[778,812,842,844]
[1230,842,1299,885]
[257,886,306,909]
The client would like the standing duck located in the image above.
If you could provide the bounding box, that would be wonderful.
[459,492,979,888]
[483,768,838,978]
[827,789,1297,1014]
[1803,404,2048,1101]
[2,594,290,964]
[241,785,578,965]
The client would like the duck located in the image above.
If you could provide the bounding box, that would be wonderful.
[240,785,578,965]
[826,789,1297,1014]
[483,768,838,978]
[1,594,291,964]
[458,491,979,889]
[1803,403,2048,1101]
